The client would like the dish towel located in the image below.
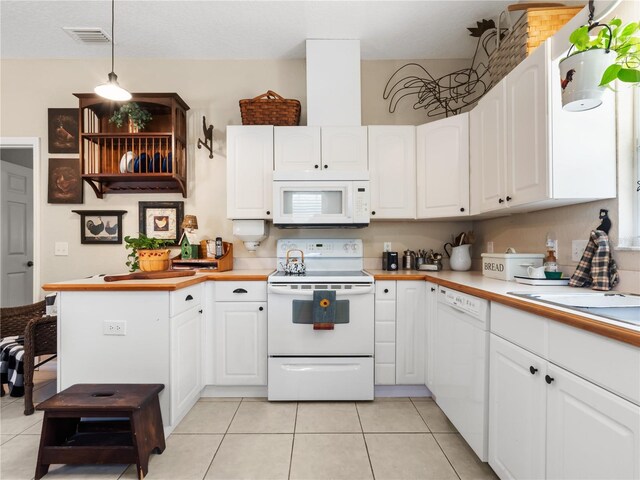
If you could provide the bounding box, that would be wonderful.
[312,290,337,330]
[569,230,619,291]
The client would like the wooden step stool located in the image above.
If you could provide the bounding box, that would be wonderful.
[35,384,165,480]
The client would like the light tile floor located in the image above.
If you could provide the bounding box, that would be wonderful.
[1,371,498,480]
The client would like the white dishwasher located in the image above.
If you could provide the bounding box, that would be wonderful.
[433,286,490,461]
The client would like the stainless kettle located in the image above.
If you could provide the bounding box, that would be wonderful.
[403,250,416,270]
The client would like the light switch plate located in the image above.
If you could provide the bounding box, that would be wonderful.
[54,242,68,256]
[572,240,588,261]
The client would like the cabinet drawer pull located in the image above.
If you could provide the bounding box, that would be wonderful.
[372,211,376,216]
[506,196,512,202]
[529,366,538,375]
[460,207,465,212]
[259,306,264,311]
[233,288,248,294]
[384,288,389,293]
[199,309,203,314]
[185,294,194,301]
[498,198,504,204]
[545,375,554,384]
[315,164,319,169]
[323,165,328,169]
[431,287,436,292]
[266,211,271,215]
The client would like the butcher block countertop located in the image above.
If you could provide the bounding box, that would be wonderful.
[41,269,274,292]
[368,269,640,347]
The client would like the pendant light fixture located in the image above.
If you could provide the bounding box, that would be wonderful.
[94,0,131,101]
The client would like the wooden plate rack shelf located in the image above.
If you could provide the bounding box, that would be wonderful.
[74,93,190,198]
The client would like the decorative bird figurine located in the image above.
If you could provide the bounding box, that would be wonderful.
[561,69,575,91]
[105,221,118,235]
[86,218,104,236]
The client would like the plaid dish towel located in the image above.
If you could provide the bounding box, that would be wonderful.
[569,230,619,291]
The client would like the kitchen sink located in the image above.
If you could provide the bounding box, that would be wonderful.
[508,292,640,327]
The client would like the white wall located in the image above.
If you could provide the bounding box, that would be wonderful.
[0,57,472,288]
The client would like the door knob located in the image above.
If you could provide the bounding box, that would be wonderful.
[259,306,264,311]
[529,366,538,375]
[26,261,34,267]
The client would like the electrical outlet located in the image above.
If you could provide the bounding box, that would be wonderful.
[383,242,391,252]
[572,240,588,262]
[103,320,126,336]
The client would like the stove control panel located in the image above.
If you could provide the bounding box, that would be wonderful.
[277,239,363,258]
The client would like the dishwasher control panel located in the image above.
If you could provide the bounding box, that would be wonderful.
[439,287,489,320]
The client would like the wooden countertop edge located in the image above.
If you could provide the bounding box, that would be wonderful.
[424,275,640,348]
[372,273,429,280]
[41,272,272,292]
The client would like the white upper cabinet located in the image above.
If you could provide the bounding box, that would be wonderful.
[321,126,368,171]
[470,80,507,215]
[470,41,616,216]
[368,126,416,219]
[226,126,273,219]
[416,113,469,218]
[274,126,321,172]
[505,44,549,207]
[274,126,367,174]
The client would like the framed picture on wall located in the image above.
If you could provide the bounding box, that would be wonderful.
[138,201,184,244]
[48,108,79,154]
[47,157,83,204]
[72,210,127,244]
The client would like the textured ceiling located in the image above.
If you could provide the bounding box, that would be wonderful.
[0,0,590,60]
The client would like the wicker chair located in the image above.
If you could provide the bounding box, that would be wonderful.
[0,300,57,415]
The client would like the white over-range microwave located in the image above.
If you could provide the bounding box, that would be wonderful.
[272,179,370,228]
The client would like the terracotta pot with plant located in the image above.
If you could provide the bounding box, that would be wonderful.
[124,234,173,272]
[109,102,153,132]
[560,18,639,111]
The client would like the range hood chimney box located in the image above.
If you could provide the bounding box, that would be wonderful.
[306,39,361,126]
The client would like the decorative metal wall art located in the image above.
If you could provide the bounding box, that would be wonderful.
[384,19,504,118]
[197,116,214,159]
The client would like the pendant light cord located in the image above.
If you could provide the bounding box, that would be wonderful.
[111,0,115,73]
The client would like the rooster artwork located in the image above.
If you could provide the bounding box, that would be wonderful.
[47,108,78,154]
[47,158,82,204]
[561,69,576,91]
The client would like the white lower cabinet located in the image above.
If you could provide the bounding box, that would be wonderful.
[490,330,640,480]
[374,281,424,385]
[424,282,437,393]
[212,281,267,386]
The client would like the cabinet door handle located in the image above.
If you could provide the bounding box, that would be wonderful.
[529,366,538,375]
[498,198,504,204]
[506,196,512,202]
[384,288,389,293]
[324,164,328,169]
[199,309,203,314]
[185,294,194,301]
[372,211,376,216]
[314,164,319,169]
[545,375,554,384]
[259,306,264,311]
[233,288,248,294]
[460,207,465,212]
[431,287,436,292]
[266,211,271,215]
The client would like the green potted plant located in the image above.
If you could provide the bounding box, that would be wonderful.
[560,18,639,111]
[109,102,153,132]
[124,233,173,272]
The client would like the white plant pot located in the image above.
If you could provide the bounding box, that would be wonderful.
[559,49,617,112]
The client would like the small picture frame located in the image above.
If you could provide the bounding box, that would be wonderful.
[138,201,184,244]
[72,210,127,244]
[48,157,83,204]
[48,108,79,154]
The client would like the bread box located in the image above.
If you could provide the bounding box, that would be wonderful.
[481,253,544,281]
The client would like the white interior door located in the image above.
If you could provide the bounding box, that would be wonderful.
[1,159,34,307]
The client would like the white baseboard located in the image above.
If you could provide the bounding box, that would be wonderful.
[201,385,268,398]
[374,385,432,397]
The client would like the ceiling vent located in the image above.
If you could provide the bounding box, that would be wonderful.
[63,27,111,44]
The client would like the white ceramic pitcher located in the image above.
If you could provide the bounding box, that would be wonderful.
[450,244,472,271]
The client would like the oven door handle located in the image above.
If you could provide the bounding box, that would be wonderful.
[268,285,375,296]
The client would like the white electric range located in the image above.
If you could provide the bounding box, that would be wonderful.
[267,239,375,401]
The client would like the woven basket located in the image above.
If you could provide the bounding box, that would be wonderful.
[138,249,170,272]
[239,90,301,126]
[489,5,583,86]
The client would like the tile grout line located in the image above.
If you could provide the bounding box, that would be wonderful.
[432,431,463,480]
[201,397,244,480]
[287,402,299,480]
[355,401,376,480]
